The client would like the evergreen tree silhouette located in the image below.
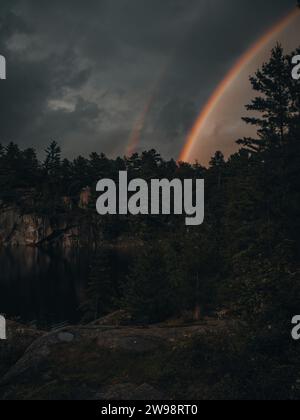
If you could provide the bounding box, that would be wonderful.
[237,45,296,152]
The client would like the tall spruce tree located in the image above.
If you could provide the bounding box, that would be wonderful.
[237,45,294,152]
[44,141,61,178]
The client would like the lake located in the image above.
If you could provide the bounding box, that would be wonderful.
[0,247,91,328]
[0,247,129,329]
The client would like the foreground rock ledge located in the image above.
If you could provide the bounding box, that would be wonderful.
[0,318,236,400]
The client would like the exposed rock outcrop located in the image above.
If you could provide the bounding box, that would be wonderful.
[0,206,52,246]
[0,318,236,400]
[0,204,96,248]
[0,321,44,379]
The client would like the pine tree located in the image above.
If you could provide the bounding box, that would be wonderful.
[44,141,61,178]
[237,45,293,152]
[21,148,39,186]
[125,153,142,177]
[81,250,120,321]
[89,152,112,185]
[209,151,225,190]
[122,244,177,323]
[1,143,22,189]
[72,155,90,190]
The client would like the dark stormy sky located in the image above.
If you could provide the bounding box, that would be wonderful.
[0,0,299,163]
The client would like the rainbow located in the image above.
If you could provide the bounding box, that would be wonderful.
[126,91,156,157]
[179,8,300,162]
[126,63,170,157]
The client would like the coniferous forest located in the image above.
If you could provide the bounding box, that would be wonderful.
[1,45,300,400]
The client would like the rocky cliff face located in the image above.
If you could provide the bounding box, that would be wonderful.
[0,206,51,246]
[0,204,94,248]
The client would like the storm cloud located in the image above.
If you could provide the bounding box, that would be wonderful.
[0,0,297,162]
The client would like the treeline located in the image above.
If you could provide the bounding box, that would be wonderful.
[0,140,206,213]
[0,140,204,196]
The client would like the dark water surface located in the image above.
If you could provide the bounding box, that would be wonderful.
[0,247,92,328]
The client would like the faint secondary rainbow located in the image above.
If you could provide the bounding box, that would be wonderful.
[126,62,170,157]
[179,8,300,162]
[126,90,156,157]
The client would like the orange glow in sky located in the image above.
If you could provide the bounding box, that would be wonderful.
[179,8,300,162]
